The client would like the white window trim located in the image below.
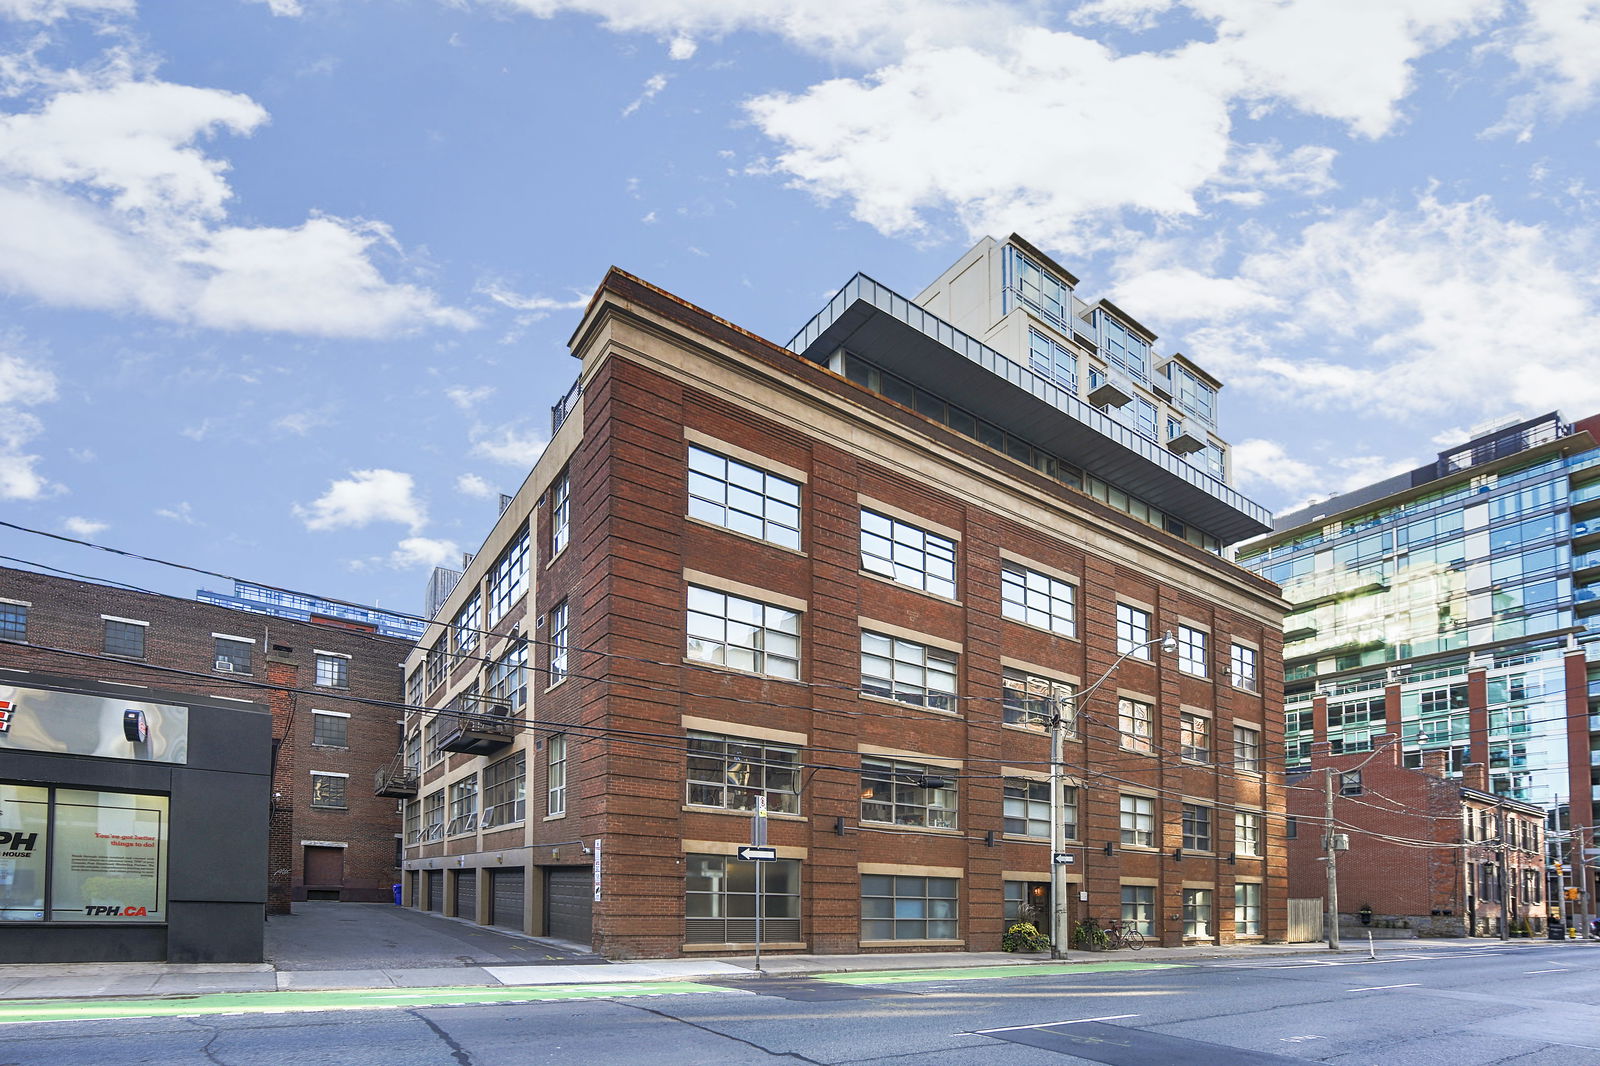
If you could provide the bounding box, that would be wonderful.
[101,615,150,627]
[314,649,353,660]
[212,633,258,643]
[312,708,353,719]
[311,770,351,779]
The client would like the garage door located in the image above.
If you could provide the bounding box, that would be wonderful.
[545,867,592,945]
[490,869,525,932]
[426,870,444,913]
[454,869,477,921]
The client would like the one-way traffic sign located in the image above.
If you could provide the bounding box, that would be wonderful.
[737,846,778,862]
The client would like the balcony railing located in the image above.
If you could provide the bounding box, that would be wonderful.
[438,707,518,756]
[551,375,582,435]
[373,756,419,798]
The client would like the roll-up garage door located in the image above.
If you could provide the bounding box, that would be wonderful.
[454,869,476,921]
[490,869,525,932]
[545,867,593,945]
[426,870,444,913]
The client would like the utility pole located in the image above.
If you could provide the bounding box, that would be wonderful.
[1325,767,1340,951]
[1049,697,1069,960]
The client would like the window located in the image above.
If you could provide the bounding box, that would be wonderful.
[1176,625,1207,676]
[311,710,349,748]
[548,601,569,684]
[860,631,957,711]
[1234,725,1262,773]
[1339,771,1363,796]
[1121,885,1154,935]
[486,643,528,709]
[686,586,800,679]
[1235,882,1262,935]
[1286,816,1298,840]
[1026,328,1077,391]
[310,772,348,810]
[103,617,146,658]
[482,753,526,828]
[1002,668,1073,732]
[1229,644,1257,691]
[1003,779,1076,839]
[859,509,956,598]
[1179,712,1210,762]
[451,591,480,663]
[1116,604,1151,658]
[547,735,567,816]
[425,713,448,766]
[487,526,529,625]
[860,758,957,829]
[447,775,478,835]
[404,799,422,845]
[686,854,801,944]
[687,733,800,814]
[406,668,425,707]
[1118,698,1153,753]
[0,601,25,642]
[422,790,445,841]
[214,636,252,674]
[550,469,571,554]
[1000,561,1075,636]
[1182,804,1212,851]
[1183,887,1213,938]
[425,642,446,692]
[1235,811,1262,857]
[405,730,422,772]
[687,445,801,550]
[861,874,958,941]
[315,654,348,689]
[1120,794,1155,847]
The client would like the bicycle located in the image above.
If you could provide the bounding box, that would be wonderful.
[1103,920,1146,951]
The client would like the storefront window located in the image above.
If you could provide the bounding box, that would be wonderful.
[0,784,168,923]
[0,784,49,921]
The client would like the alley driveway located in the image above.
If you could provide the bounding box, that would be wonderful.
[265,902,602,971]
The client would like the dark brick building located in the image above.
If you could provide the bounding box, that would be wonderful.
[0,565,408,909]
[400,235,1290,958]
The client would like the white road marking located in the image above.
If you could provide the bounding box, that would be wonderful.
[1346,983,1421,992]
[971,1014,1140,1034]
[1524,968,1569,974]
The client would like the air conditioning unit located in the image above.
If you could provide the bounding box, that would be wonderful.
[215,659,235,672]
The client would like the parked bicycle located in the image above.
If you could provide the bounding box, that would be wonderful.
[1073,917,1146,951]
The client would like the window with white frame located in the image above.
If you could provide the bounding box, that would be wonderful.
[425,642,445,692]
[311,710,349,748]
[861,874,958,941]
[1026,328,1077,392]
[1176,625,1207,676]
[548,601,569,684]
[405,729,422,772]
[421,790,445,841]
[1229,644,1258,691]
[310,772,348,810]
[550,468,571,555]
[1003,779,1076,839]
[447,775,479,835]
[1116,604,1151,658]
[486,643,527,709]
[1002,668,1073,732]
[482,753,525,828]
[1120,794,1155,847]
[406,667,425,707]
[452,591,480,663]
[214,636,252,674]
[1235,882,1262,935]
[1179,712,1210,762]
[315,654,348,689]
[547,735,567,816]
[1118,698,1153,753]
[860,758,957,829]
[1234,725,1262,773]
[1121,884,1154,935]
[486,526,529,625]
[687,445,801,550]
[1183,887,1213,938]
[103,617,146,658]
[686,733,800,814]
[999,561,1075,636]
[686,586,800,679]
[859,508,957,598]
[1235,811,1263,857]
[1182,804,1212,851]
[404,799,422,845]
[860,630,957,711]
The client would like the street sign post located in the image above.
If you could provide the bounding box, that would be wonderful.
[752,796,767,972]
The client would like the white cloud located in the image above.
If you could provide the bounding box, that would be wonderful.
[246,0,304,16]
[63,515,106,537]
[622,73,668,117]
[667,34,696,59]
[273,409,333,436]
[478,282,591,319]
[293,468,426,533]
[155,501,195,523]
[472,425,547,467]
[446,384,494,410]
[0,73,472,338]
[0,348,58,500]
[386,536,460,570]
[0,0,131,21]
[1493,0,1600,128]
[1230,438,1317,496]
[456,473,497,498]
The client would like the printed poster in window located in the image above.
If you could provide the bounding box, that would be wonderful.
[0,784,49,921]
[50,789,168,922]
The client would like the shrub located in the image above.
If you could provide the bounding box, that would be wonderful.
[1002,921,1051,953]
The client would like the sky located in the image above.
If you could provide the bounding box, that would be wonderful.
[1,0,1598,616]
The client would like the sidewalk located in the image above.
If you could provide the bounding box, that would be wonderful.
[3,936,1572,1002]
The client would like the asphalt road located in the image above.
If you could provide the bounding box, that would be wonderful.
[265,902,601,970]
[5,943,1597,1065]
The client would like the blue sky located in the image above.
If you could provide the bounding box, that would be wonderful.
[1,0,1597,615]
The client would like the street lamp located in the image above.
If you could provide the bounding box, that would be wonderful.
[1049,630,1178,960]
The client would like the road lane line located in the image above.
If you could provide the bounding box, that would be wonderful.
[1524,968,1569,974]
[971,1013,1140,1034]
[1345,983,1421,992]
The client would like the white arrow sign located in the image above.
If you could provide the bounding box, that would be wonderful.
[737,845,778,862]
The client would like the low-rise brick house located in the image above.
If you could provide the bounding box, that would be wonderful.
[0,565,408,910]
[398,235,1291,959]
[1287,734,1547,937]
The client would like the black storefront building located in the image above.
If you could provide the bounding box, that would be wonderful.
[1,672,270,963]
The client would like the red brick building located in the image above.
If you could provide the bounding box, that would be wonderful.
[400,236,1290,958]
[0,566,408,909]
[1287,736,1546,937]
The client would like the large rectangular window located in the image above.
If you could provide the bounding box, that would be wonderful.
[861,874,958,941]
[550,468,571,555]
[1002,668,1073,733]
[38,787,170,924]
[214,636,252,674]
[859,509,957,598]
[1235,882,1262,935]
[687,445,801,550]
[1234,725,1262,773]
[1000,561,1075,636]
[1119,698,1153,753]
[686,854,800,945]
[0,602,26,642]
[452,591,480,663]
[487,527,529,625]
[1229,644,1257,691]
[1176,625,1207,676]
[311,710,349,748]
[1116,604,1151,658]
[1121,884,1154,936]
[1235,811,1263,857]
[1120,794,1155,847]
[485,643,527,709]
[1027,328,1077,391]
[404,799,422,846]
[548,601,569,684]
[1183,887,1213,938]
[860,631,957,711]
[547,735,567,816]
[686,733,800,814]
[1182,804,1212,851]
[425,642,446,693]
[447,775,478,835]
[315,654,348,690]
[860,759,957,829]
[1179,712,1210,762]
[686,586,800,679]
[310,772,348,810]
[103,617,146,658]
[421,790,445,842]
[482,753,526,829]
[1003,779,1076,840]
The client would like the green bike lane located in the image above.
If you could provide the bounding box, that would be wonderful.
[0,961,1178,1026]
